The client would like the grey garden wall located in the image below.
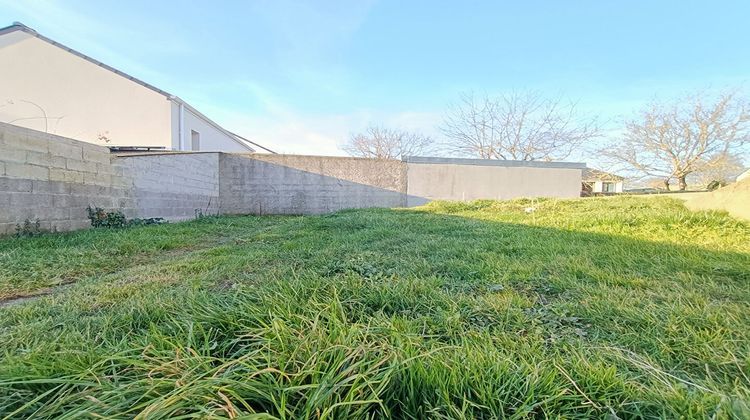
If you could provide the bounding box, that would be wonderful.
[0,122,129,235]
[0,123,586,235]
[114,152,220,220]
[0,123,221,234]
[404,156,585,205]
[219,154,408,215]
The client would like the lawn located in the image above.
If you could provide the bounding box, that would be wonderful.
[0,197,748,418]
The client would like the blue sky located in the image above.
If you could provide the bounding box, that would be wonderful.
[2,0,748,159]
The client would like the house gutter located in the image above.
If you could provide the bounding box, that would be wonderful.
[178,101,185,151]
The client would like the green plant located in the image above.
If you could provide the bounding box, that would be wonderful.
[14,219,44,238]
[86,206,164,228]
[128,217,165,227]
[86,206,127,228]
[707,180,726,191]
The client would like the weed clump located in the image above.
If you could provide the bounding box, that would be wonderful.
[86,206,164,228]
[14,219,45,237]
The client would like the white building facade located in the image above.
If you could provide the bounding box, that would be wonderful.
[0,22,264,153]
[582,168,625,195]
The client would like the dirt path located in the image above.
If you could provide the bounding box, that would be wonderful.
[0,282,74,308]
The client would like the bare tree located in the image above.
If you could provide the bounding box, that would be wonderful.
[603,89,750,191]
[342,126,434,159]
[440,91,600,161]
[690,152,746,187]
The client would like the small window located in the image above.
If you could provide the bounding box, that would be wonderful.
[602,182,616,193]
[191,130,200,151]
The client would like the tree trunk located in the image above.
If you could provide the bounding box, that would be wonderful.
[678,175,688,191]
[663,179,671,190]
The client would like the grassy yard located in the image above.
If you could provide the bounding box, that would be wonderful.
[0,197,748,418]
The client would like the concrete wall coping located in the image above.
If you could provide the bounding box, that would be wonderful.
[114,151,222,157]
[241,153,401,162]
[115,152,586,170]
[402,156,587,169]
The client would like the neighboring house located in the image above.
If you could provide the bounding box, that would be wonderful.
[582,168,624,195]
[0,22,273,153]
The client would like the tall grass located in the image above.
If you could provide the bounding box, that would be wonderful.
[0,197,748,418]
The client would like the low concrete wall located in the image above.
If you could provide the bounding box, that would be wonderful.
[220,154,408,215]
[404,157,584,205]
[115,153,220,220]
[0,122,128,235]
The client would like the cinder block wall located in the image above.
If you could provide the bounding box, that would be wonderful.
[0,122,129,235]
[0,123,222,235]
[220,154,408,215]
[114,153,220,220]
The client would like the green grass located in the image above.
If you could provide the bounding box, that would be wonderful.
[0,196,748,418]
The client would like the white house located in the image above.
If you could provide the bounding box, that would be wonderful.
[0,22,273,153]
[582,168,624,195]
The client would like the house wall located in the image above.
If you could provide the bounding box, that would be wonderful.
[405,157,584,206]
[592,181,602,193]
[169,103,251,152]
[219,154,408,214]
[590,180,624,193]
[0,31,172,149]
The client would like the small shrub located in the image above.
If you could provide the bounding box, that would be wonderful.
[707,180,725,191]
[87,206,165,229]
[128,217,166,227]
[87,206,127,228]
[15,219,45,237]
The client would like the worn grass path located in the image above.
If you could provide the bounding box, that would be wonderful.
[0,197,748,418]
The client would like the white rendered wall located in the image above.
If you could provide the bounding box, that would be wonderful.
[169,103,250,152]
[0,32,172,148]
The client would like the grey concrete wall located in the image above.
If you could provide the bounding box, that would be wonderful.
[0,122,129,235]
[0,124,220,235]
[1,123,590,235]
[404,157,585,206]
[220,154,408,215]
[114,153,220,220]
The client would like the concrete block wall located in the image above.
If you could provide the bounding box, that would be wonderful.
[114,153,220,220]
[220,154,408,215]
[1,123,588,236]
[0,122,128,235]
[404,156,585,205]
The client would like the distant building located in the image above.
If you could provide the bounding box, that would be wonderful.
[0,22,273,153]
[582,168,624,195]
